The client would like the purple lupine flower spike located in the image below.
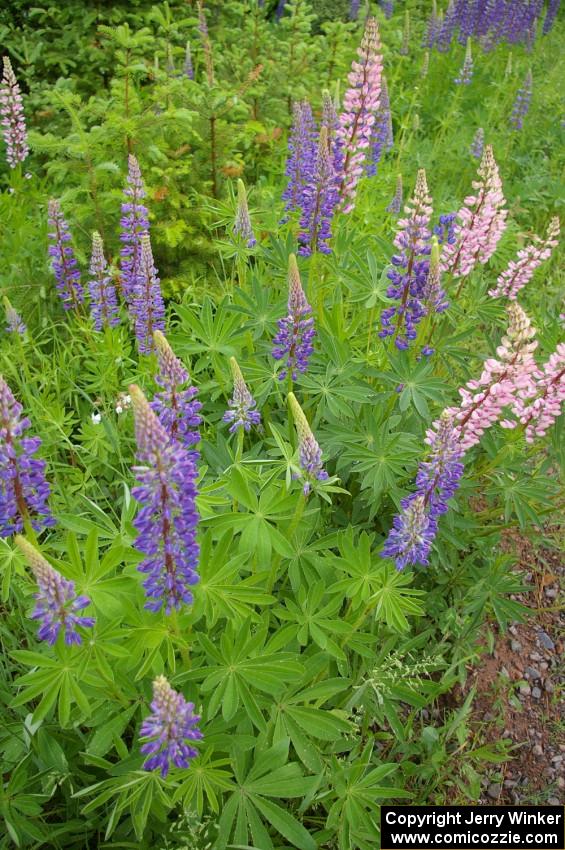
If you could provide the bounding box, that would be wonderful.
[436,1,457,52]
[470,127,484,159]
[130,384,199,614]
[47,200,84,311]
[272,254,315,381]
[543,0,560,34]
[454,38,473,85]
[379,0,394,19]
[133,235,165,355]
[151,330,202,452]
[509,70,533,130]
[288,392,329,496]
[15,536,94,645]
[88,232,120,331]
[120,155,150,307]
[298,126,339,257]
[275,0,287,21]
[223,357,261,433]
[140,675,202,777]
[381,412,464,570]
[234,179,256,247]
[0,57,29,168]
[379,168,433,350]
[282,100,317,217]
[184,42,194,80]
[386,174,403,215]
[423,0,439,49]
[367,75,393,177]
[337,17,383,213]
[433,212,457,246]
[3,296,25,335]
[349,0,361,20]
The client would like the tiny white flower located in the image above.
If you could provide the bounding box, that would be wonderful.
[91,412,102,424]
[115,405,123,415]
[124,394,131,405]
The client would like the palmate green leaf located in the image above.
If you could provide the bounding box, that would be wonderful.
[369,563,426,632]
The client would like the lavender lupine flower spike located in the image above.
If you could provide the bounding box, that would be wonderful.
[120,155,150,306]
[386,174,403,214]
[288,392,328,495]
[15,536,95,645]
[140,675,202,777]
[454,38,473,85]
[379,169,433,350]
[509,70,533,130]
[272,254,315,380]
[470,127,484,159]
[282,100,317,216]
[234,179,256,247]
[133,235,165,355]
[3,296,26,334]
[0,57,29,168]
[0,377,54,537]
[48,200,84,311]
[151,330,202,452]
[298,126,339,257]
[223,357,261,433]
[88,232,120,331]
[337,17,383,213]
[130,384,199,613]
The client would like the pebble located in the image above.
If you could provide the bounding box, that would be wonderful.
[545,588,557,598]
[557,777,565,790]
[500,666,510,679]
[525,666,542,680]
[519,684,531,696]
[540,662,549,671]
[532,686,542,699]
[533,745,543,756]
[487,783,502,799]
[509,625,518,636]
[529,652,543,661]
[552,756,563,765]
[538,631,555,651]
[545,680,555,693]
[504,779,517,788]
[548,797,561,805]
[511,640,523,652]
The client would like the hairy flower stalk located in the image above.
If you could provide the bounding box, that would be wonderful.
[15,536,94,645]
[3,296,25,334]
[509,70,533,130]
[454,38,473,85]
[272,254,315,380]
[130,384,199,614]
[151,331,202,453]
[298,127,339,256]
[386,174,403,214]
[441,145,507,281]
[133,235,165,355]
[288,392,328,495]
[120,155,150,307]
[47,200,84,310]
[470,127,484,159]
[489,217,560,300]
[0,377,54,537]
[381,412,464,569]
[502,344,565,442]
[444,303,538,450]
[0,56,29,168]
[379,169,433,350]
[223,357,261,433]
[337,17,384,213]
[234,179,256,247]
[184,41,194,80]
[367,75,393,177]
[140,675,202,777]
[88,232,120,331]
[282,100,317,216]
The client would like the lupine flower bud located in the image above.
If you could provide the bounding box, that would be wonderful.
[337,17,383,213]
[15,536,94,645]
[470,127,484,159]
[120,155,150,307]
[184,41,194,80]
[288,392,328,495]
[421,51,430,78]
[399,10,411,55]
[3,296,25,335]
[367,75,393,177]
[151,331,202,452]
[454,38,473,85]
[386,174,403,214]
[298,126,339,256]
[422,236,448,316]
[490,217,560,300]
[47,200,84,311]
[379,169,433,349]
[0,57,29,168]
[223,357,261,433]
[282,100,317,216]
[509,70,533,131]
[197,1,215,85]
[88,232,120,331]
[133,235,165,355]
[234,179,256,247]
[140,675,202,777]
[130,385,199,613]
[272,254,315,380]
[0,377,54,537]
[441,145,507,279]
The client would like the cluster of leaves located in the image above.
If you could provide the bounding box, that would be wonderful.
[0,1,563,849]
